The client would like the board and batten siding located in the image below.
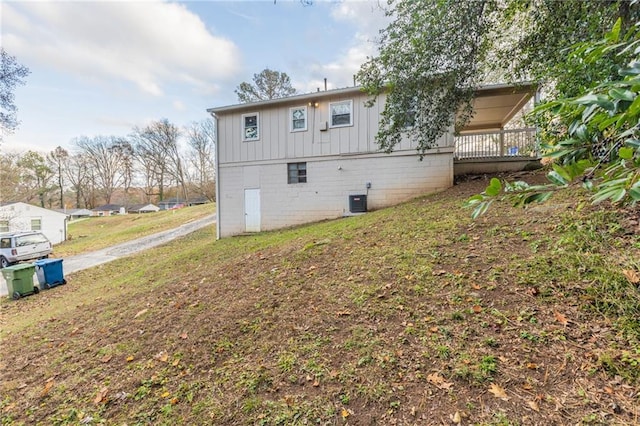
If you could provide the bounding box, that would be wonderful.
[212,87,456,238]
[217,91,430,164]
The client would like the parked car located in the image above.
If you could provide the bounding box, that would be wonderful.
[0,231,53,268]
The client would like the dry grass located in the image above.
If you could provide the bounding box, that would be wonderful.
[53,203,214,257]
[1,172,639,425]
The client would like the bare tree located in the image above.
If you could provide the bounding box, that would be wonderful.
[0,151,22,202]
[185,119,216,202]
[75,136,126,204]
[131,119,186,202]
[110,139,134,207]
[64,152,90,208]
[47,146,69,208]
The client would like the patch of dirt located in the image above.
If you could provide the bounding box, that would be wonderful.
[1,170,639,425]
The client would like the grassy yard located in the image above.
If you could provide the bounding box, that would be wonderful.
[52,203,214,257]
[1,172,639,425]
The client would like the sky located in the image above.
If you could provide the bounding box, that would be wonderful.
[0,0,390,154]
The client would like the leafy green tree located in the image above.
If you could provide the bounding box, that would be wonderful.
[235,68,297,103]
[357,0,638,155]
[357,0,495,155]
[467,17,640,217]
[0,48,30,142]
[17,151,54,207]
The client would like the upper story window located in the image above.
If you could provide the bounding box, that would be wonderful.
[242,112,259,141]
[0,220,8,233]
[290,106,307,132]
[329,100,353,128]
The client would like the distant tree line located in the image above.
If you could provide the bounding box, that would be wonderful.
[0,118,216,209]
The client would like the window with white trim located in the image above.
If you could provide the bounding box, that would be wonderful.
[290,106,307,132]
[329,100,353,128]
[287,162,307,184]
[242,112,259,141]
[0,220,8,233]
[31,218,42,231]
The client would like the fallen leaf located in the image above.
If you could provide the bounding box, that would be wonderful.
[154,352,169,363]
[450,411,461,423]
[471,283,482,290]
[172,359,180,367]
[161,391,170,398]
[126,355,135,362]
[488,383,509,400]
[180,333,188,340]
[472,305,483,313]
[94,387,108,404]
[41,379,54,397]
[134,308,148,319]
[527,400,540,412]
[526,362,538,370]
[341,407,350,419]
[623,269,640,284]
[100,354,112,363]
[554,311,569,326]
[427,373,453,390]
[312,379,320,387]
[70,327,80,335]
[336,310,351,317]
[433,270,447,276]
[603,386,614,395]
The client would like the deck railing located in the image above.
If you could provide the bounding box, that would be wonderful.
[454,128,538,160]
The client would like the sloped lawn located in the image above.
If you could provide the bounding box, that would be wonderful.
[1,172,639,425]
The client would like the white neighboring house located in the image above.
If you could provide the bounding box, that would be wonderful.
[207,86,455,238]
[127,203,160,214]
[0,202,68,244]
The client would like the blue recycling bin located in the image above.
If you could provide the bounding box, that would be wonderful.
[34,259,66,289]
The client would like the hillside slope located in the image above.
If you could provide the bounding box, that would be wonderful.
[1,172,639,425]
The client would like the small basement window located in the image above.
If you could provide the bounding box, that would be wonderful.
[290,106,307,132]
[287,162,307,184]
[329,100,353,128]
[242,112,259,141]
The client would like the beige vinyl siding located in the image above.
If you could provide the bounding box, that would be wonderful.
[217,92,432,165]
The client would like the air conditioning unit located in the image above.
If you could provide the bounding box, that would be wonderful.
[349,195,367,213]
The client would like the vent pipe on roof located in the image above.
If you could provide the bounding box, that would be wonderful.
[353,75,356,86]
[324,78,327,91]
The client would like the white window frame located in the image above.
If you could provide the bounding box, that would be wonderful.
[329,100,353,128]
[31,218,42,231]
[290,106,308,132]
[242,112,260,142]
[0,220,9,233]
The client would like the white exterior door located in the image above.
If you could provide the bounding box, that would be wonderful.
[244,189,261,232]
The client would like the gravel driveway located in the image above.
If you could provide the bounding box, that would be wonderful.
[0,214,216,296]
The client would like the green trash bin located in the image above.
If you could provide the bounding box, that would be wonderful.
[1,263,39,300]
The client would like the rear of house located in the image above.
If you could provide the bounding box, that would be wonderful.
[209,87,455,238]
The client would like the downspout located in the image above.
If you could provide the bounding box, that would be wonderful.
[209,111,221,240]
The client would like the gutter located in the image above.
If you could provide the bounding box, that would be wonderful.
[209,111,221,240]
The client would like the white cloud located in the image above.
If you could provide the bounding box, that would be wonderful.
[299,1,391,92]
[2,1,241,97]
